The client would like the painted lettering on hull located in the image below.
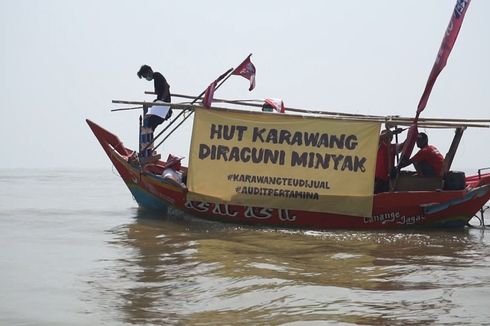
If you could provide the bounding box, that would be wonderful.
[364,212,425,225]
[184,200,296,222]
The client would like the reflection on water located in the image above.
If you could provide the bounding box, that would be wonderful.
[90,209,490,326]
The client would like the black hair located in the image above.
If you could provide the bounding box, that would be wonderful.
[418,132,428,141]
[137,65,152,79]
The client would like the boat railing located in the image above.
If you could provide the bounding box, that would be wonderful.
[469,167,490,228]
[478,167,490,180]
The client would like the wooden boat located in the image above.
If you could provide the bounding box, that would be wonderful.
[87,101,490,229]
[88,2,489,229]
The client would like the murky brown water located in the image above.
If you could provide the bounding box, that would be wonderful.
[1,169,490,325]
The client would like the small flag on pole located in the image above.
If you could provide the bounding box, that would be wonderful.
[232,54,256,91]
[203,81,216,108]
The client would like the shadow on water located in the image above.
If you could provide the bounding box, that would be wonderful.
[91,208,490,326]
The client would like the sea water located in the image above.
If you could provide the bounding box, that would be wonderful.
[1,169,490,325]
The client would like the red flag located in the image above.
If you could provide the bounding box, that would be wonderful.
[203,81,216,108]
[417,0,471,113]
[399,124,419,162]
[232,54,256,91]
[397,0,471,168]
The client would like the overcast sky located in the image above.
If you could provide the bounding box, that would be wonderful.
[1,1,489,172]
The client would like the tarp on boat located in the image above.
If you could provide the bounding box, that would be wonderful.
[187,107,380,217]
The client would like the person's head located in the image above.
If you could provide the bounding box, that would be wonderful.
[137,65,153,81]
[379,129,393,145]
[417,132,428,148]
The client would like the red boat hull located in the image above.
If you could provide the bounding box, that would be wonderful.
[87,119,490,229]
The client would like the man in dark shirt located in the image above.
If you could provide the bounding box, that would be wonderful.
[137,65,172,130]
[137,64,171,102]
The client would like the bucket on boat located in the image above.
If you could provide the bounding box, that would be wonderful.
[444,171,466,190]
[162,168,183,184]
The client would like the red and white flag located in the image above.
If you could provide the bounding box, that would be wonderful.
[202,81,216,108]
[232,54,256,91]
[417,0,471,113]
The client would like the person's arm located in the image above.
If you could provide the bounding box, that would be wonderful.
[154,77,164,100]
[390,152,413,178]
[397,156,413,169]
[154,73,170,102]
[163,81,170,102]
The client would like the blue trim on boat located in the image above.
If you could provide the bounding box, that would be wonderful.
[422,185,490,215]
[127,183,168,212]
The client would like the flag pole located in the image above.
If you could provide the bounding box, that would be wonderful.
[147,53,256,153]
[143,67,234,154]
[151,67,238,152]
[394,0,471,172]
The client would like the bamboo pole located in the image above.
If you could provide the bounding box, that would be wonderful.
[111,106,143,112]
[145,91,385,118]
[144,91,490,123]
[111,100,193,110]
[111,99,489,128]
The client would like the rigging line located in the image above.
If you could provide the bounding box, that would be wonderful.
[140,107,192,154]
[140,68,233,154]
[151,68,234,153]
[153,111,194,151]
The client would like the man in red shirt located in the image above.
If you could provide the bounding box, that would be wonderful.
[375,129,403,193]
[398,132,444,177]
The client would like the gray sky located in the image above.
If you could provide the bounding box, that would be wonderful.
[1,1,489,172]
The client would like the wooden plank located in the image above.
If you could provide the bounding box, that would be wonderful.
[442,127,465,174]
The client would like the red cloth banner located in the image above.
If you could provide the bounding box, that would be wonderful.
[232,54,256,91]
[417,0,471,113]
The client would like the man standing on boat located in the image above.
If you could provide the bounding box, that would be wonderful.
[395,132,444,177]
[137,64,172,130]
[137,65,173,158]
